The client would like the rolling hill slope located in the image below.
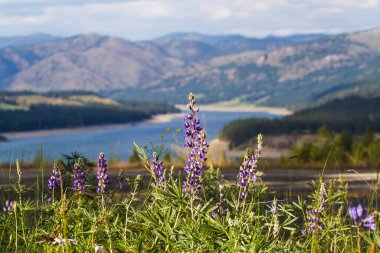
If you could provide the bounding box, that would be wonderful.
[1,28,380,108]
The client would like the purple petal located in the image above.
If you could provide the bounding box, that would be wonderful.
[362,215,376,230]
[349,206,359,225]
[357,204,366,218]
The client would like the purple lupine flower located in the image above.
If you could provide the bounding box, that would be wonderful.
[349,204,376,230]
[96,153,109,194]
[211,202,227,218]
[237,134,263,199]
[44,197,52,205]
[302,183,326,234]
[3,200,14,213]
[73,159,86,192]
[95,245,104,252]
[183,93,209,196]
[53,237,76,245]
[151,152,165,185]
[302,209,324,234]
[48,160,61,190]
[117,170,125,189]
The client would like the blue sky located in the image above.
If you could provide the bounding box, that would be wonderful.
[0,0,379,40]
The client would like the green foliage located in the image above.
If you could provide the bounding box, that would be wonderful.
[221,96,380,148]
[0,147,379,252]
[128,148,141,164]
[0,91,178,132]
[289,127,380,166]
[163,151,171,163]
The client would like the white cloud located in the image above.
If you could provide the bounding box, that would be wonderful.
[87,1,173,20]
[0,0,47,4]
[0,0,379,39]
[324,0,377,8]
[200,3,231,20]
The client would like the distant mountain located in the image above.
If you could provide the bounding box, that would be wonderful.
[154,32,323,56]
[109,28,380,108]
[0,34,182,91]
[154,32,250,45]
[0,34,58,49]
[152,40,220,61]
[1,28,380,109]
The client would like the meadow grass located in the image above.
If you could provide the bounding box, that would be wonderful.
[0,93,379,252]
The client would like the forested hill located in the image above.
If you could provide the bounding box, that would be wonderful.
[220,96,380,148]
[0,91,178,132]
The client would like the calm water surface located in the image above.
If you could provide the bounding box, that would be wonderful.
[0,111,277,162]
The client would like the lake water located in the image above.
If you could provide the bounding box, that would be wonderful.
[0,111,278,163]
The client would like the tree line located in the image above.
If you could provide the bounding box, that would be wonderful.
[220,96,380,148]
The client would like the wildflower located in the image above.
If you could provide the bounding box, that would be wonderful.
[96,153,109,194]
[302,209,324,234]
[302,182,326,234]
[116,170,125,189]
[95,244,104,252]
[48,160,61,190]
[73,159,86,192]
[211,202,227,218]
[134,175,143,188]
[349,204,376,230]
[41,196,52,205]
[151,152,165,185]
[183,93,209,196]
[53,237,76,245]
[3,200,14,213]
[269,198,280,237]
[237,134,263,199]
[316,182,326,213]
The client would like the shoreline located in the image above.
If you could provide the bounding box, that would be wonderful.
[175,104,292,116]
[1,105,287,140]
[2,112,183,139]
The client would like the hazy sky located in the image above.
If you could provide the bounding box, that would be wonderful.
[0,0,379,40]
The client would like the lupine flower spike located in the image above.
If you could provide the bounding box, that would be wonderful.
[237,134,263,199]
[151,152,165,185]
[117,170,125,189]
[349,204,376,230]
[48,160,61,190]
[3,200,14,213]
[302,209,325,235]
[302,182,326,234]
[211,202,227,218]
[183,92,209,196]
[73,159,86,192]
[97,153,109,194]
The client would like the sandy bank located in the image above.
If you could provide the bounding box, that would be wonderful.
[2,112,183,139]
[175,104,292,116]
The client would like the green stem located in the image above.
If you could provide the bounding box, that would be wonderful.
[357,226,361,253]
[124,185,138,241]
[102,194,114,253]
[14,202,18,252]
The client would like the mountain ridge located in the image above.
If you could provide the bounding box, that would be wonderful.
[1,28,380,109]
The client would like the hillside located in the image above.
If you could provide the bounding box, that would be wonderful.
[220,96,380,148]
[1,29,380,108]
[0,91,178,132]
[0,34,182,91]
